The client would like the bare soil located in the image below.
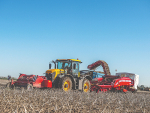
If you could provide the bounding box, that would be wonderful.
[0,79,150,113]
[0,79,9,85]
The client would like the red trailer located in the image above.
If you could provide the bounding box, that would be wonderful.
[6,74,52,90]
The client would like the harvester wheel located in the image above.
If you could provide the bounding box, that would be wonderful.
[83,79,91,93]
[132,89,137,93]
[27,84,33,91]
[6,82,11,89]
[11,84,15,90]
[6,82,15,90]
[62,77,72,92]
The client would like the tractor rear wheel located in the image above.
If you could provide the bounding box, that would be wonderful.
[27,84,33,91]
[83,79,91,93]
[62,77,72,92]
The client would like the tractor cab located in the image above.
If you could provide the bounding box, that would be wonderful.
[56,59,81,77]
[46,59,82,82]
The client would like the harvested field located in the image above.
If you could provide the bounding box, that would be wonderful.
[0,79,9,85]
[0,79,150,113]
[0,88,150,113]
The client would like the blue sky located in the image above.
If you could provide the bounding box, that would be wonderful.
[0,0,150,86]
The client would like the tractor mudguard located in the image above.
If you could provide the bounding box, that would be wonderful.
[78,78,83,90]
[78,75,92,91]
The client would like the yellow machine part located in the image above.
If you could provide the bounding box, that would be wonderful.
[57,59,82,63]
[46,69,64,80]
[78,72,80,77]
[63,80,70,91]
[84,82,89,92]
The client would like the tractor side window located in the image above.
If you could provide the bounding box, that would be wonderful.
[73,63,76,69]
[73,63,79,69]
[57,62,63,69]
[72,62,79,76]
[78,63,80,71]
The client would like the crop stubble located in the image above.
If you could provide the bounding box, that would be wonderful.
[0,85,150,113]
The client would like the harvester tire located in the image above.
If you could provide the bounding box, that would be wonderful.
[82,79,91,93]
[6,82,11,89]
[11,84,15,90]
[62,77,72,92]
[6,82,15,90]
[132,89,137,93]
[27,84,33,91]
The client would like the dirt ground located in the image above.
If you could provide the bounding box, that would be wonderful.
[0,79,9,85]
[0,79,150,113]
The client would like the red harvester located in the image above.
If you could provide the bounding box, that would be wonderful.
[88,60,138,93]
[90,76,135,93]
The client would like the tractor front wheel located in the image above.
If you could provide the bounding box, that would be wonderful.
[62,77,72,92]
[83,79,91,93]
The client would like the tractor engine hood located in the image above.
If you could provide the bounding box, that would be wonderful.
[46,69,65,81]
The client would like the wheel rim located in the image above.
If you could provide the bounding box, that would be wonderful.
[84,82,89,92]
[64,80,70,91]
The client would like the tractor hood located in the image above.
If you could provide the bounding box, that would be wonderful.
[46,69,64,74]
[46,69,65,81]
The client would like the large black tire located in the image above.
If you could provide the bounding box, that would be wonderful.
[132,89,137,93]
[27,84,33,91]
[6,82,11,89]
[82,79,91,93]
[6,82,15,90]
[53,77,60,88]
[11,84,15,90]
[61,77,72,92]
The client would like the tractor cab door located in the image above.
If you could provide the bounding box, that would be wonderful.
[72,62,79,77]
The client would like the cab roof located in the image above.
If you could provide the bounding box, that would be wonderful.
[56,59,82,63]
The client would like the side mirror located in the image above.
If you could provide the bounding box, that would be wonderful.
[49,63,51,69]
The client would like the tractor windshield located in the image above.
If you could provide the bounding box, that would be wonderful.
[57,61,71,69]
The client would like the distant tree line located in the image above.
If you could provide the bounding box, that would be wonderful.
[138,85,150,91]
[0,76,17,80]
